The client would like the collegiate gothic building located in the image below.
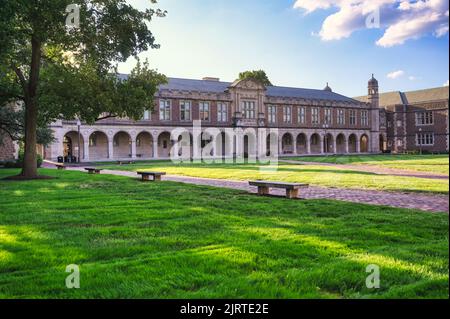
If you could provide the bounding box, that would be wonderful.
[1,75,447,163]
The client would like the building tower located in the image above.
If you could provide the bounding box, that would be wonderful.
[368,74,381,153]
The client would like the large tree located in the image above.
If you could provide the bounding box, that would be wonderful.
[0,0,167,178]
[238,70,273,86]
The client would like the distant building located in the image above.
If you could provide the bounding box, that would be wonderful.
[355,85,449,153]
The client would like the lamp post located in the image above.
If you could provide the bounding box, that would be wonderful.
[77,119,81,163]
[322,123,329,156]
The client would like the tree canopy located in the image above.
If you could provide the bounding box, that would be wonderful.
[0,0,167,178]
[238,70,273,86]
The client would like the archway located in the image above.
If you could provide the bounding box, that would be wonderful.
[281,133,294,155]
[348,134,357,153]
[323,133,334,153]
[215,131,232,159]
[136,132,153,159]
[310,133,321,154]
[360,134,369,153]
[243,132,257,159]
[113,131,132,159]
[88,131,108,160]
[379,134,386,152]
[296,133,307,155]
[157,132,172,158]
[336,134,346,154]
[266,133,279,157]
[63,131,84,162]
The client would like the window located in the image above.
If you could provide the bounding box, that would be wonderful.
[180,101,192,121]
[416,112,433,125]
[217,102,228,122]
[416,133,434,146]
[337,109,345,125]
[199,102,210,121]
[298,107,306,124]
[143,110,150,120]
[349,110,357,125]
[159,100,171,121]
[243,101,256,119]
[268,105,277,124]
[283,106,292,123]
[324,108,332,124]
[312,108,320,124]
[361,110,369,126]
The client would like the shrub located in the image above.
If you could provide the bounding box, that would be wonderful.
[14,150,43,168]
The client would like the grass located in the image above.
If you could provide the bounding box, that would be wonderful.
[0,169,448,299]
[284,154,450,175]
[100,161,449,195]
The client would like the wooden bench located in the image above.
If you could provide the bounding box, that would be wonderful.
[55,163,66,170]
[117,160,136,165]
[137,171,166,182]
[249,181,309,199]
[85,168,103,174]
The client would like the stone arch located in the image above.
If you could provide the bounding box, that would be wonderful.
[88,131,109,160]
[379,133,387,152]
[360,134,369,153]
[113,131,132,159]
[310,133,321,154]
[336,133,346,154]
[63,131,84,162]
[136,131,153,159]
[215,131,232,159]
[266,132,279,157]
[157,131,172,158]
[296,133,308,155]
[281,132,294,155]
[348,134,357,153]
[243,130,257,159]
[323,133,334,153]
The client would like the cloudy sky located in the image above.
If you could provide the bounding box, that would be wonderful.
[120,0,449,96]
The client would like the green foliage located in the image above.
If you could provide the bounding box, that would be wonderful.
[0,169,447,298]
[238,70,273,86]
[12,149,43,168]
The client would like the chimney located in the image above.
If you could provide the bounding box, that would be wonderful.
[202,77,220,82]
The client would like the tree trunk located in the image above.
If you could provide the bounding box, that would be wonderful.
[21,37,41,178]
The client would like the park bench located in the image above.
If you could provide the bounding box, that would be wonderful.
[137,171,166,182]
[55,163,66,170]
[117,160,136,165]
[249,180,309,199]
[85,168,103,174]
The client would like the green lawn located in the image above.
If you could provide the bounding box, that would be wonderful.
[284,155,449,175]
[101,161,449,195]
[0,169,448,299]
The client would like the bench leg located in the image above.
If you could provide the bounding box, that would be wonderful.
[286,189,299,199]
[257,186,269,196]
[88,170,94,174]
[95,170,101,174]
[142,175,150,182]
[154,175,162,181]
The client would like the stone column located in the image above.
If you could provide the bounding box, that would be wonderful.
[83,135,90,162]
[131,140,137,159]
[345,136,349,154]
[356,137,361,153]
[332,135,337,154]
[108,139,114,159]
[306,135,311,154]
[320,135,324,154]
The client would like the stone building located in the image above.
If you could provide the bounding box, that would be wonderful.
[44,75,382,162]
[355,85,449,153]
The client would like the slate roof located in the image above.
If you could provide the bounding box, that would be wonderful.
[157,77,361,103]
[354,86,449,106]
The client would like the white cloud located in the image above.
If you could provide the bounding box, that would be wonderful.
[293,0,449,47]
[408,76,418,81]
[387,70,405,79]
[444,80,449,86]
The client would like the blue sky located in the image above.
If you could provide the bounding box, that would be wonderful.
[119,0,449,97]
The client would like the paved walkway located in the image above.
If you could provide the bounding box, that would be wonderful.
[280,160,449,180]
[60,165,448,213]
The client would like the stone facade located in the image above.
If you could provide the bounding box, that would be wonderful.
[355,86,449,153]
[45,76,382,162]
[0,135,18,161]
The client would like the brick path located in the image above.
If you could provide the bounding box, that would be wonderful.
[61,166,448,213]
[280,160,449,180]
